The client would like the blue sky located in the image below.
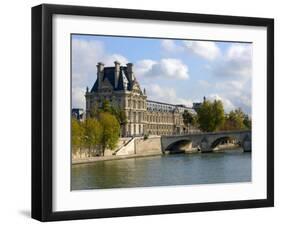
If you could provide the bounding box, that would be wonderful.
[72,34,252,114]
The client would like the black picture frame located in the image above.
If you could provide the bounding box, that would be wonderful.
[32,3,274,222]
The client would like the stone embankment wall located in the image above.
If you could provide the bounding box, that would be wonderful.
[72,137,131,160]
[114,137,136,156]
[72,136,162,159]
[135,136,162,154]
[114,136,162,156]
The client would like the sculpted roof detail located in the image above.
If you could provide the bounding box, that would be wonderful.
[91,66,134,92]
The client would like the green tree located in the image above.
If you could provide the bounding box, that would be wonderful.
[99,100,127,134]
[111,106,127,127]
[221,108,247,131]
[182,110,195,132]
[243,114,252,129]
[197,99,225,132]
[212,100,225,130]
[101,99,111,112]
[71,117,84,157]
[83,118,102,156]
[89,102,100,118]
[99,112,120,156]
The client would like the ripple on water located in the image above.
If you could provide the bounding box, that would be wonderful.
[71,150,251,190]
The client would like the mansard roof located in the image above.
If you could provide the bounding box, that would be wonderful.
[91,66,134,92]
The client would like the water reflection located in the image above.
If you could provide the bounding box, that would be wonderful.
[72,150,251,190]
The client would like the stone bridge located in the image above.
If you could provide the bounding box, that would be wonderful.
[161,130,251,153]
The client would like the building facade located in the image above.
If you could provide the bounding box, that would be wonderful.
[72,108,85,121]
[85,61,198,137]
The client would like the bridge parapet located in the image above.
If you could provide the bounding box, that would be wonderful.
[161,130,251,153]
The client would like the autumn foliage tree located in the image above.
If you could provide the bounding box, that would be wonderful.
[83,118,102,156]
[98,112,120,156]
[220,108,251,131]
[72,100,122,157]
[71,118,85,157]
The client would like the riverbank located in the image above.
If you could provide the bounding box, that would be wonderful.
[72,145,244,165]
[72,151,162,165]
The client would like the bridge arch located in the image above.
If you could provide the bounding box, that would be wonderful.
[164,139,193,154]
[210,136,240,151]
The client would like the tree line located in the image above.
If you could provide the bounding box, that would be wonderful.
[183,99,251,132]
[72,100,126,157]
[73,98,251,157]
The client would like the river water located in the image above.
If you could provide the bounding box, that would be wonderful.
[71,149,251,190]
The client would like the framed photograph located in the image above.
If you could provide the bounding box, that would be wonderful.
[32,4,274,221]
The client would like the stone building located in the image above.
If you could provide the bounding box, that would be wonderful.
[71,108,85,121]
[85,61,198,137]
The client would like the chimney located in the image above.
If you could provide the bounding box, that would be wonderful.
[126,63,134,84]
[96,62,104,89]
[114,61,120,88]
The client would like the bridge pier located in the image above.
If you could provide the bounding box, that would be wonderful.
[242,140,252,152]
[199,143,212,153]
[200,148,213,153]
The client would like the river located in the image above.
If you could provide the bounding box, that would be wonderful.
[71,149,251,190]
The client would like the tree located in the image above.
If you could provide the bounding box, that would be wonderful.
[212,100,225,130]
[89,102,100,118]
[71,118,84,157]
[101,99,111,112]
[182,110,195,132]
[111,106,127,126]
[101,100,127,136]
[197,99,225,132]
[83,118,102,156]
[99,112,120,156]
[221,108,248,131]
[243,114,252,129]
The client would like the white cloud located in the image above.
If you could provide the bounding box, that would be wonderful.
[135,58,189,80]
[205,78,251,114]
[212,44,252,78]
[135,59,156,77]
[72,38,128,108]
[72,87,86,109]
[102,54,128,66]
[72,39,128,78]
[161,40,183,53]
[146,84,192,107]
[208,94,235,113]
[201,43,253,114]
[183,41,221,61]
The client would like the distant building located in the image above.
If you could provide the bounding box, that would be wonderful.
[85,61,200,137]
[72,108,85,121]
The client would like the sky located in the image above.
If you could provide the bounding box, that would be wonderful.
[72,34,252,115]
